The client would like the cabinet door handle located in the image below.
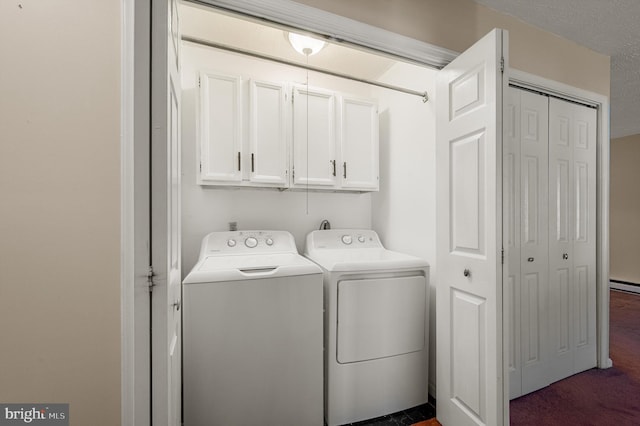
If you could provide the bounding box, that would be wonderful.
[343,162,347,179]
[463,269,471,277]
[237,152,241,171]
[251,153,255,173]
[331,160,336,177]
[528,257,534,262]
[562,253,569,260]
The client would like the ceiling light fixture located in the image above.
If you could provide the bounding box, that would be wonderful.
[287,32,326,56]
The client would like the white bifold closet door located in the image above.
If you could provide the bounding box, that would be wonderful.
[548,97,597,383]
[507,88,597,400]
[507,87,550,399]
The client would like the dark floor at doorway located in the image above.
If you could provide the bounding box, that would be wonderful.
[341,402,436,426]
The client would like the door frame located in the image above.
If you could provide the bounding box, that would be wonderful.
[121,0,611,424]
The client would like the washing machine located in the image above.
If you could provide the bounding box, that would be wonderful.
[182,230,323,426]
[304,229,430,426]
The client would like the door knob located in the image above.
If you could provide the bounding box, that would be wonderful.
[463,269,471,277]
[528,257,534,262]
[562,253,569,260]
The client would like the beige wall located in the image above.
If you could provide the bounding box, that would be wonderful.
[0,1,121,425]
[297,0,610,96]
[610,134,640,284]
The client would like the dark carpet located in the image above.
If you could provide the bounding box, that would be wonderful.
[510,289,640,425]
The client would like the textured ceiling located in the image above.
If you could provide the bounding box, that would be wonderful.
[473,0,640,139]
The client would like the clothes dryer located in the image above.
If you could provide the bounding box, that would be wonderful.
[183,230,323,426]
[304,229,430,426]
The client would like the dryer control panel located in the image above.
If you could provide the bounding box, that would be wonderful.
[306,229,383,250]
[198,230,297,259]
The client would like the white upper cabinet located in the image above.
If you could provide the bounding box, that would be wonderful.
[291,85,337,188]
[339,96,379,191]
[198,71,242,183]
[249,80,288,187]
[198,74,379,192]
[291,85,379,191]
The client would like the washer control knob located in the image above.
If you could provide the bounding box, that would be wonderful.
[227,239,236,247]
[341,235,353,245]
[265,238,274,246]
[358,235,365,243]
[245,237,258,248]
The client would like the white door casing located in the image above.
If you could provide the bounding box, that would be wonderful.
[151,0,182,424]
[436,29,507,426]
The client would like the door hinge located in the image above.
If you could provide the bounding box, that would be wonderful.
[198,76,201,88]
[147,266,156,293]
[501,248,505,265]
[500,57,505,74]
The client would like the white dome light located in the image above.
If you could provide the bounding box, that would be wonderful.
[288,32,326,56]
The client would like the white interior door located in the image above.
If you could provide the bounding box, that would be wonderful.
[548,97,597,383]
[436,29,507,426]
[509,88,550,398]
[151,0,182,424]
[505,87,522,400]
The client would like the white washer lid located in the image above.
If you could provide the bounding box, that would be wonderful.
[183,252,321,284]
[306,248,428,272]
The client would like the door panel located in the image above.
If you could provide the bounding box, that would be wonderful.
[518,90,549,396]
[151,0,182,424]
[436,29,506,426]
[292,86,336,187]
[505,88,521,399]
[249,80,288,186]
[548,97,597,383]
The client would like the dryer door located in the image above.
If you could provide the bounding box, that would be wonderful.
[337,274,426,363]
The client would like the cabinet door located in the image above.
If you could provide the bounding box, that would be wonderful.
[249,80,288,187]
[292,85,336,187]
[339,96,379,191]
[198,71,242,183]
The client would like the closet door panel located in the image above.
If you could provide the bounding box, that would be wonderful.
[519,90,549,395]
[571,105,597,372]
[548,98,597,382]
[505,88,522,399]
[548,99,574,383]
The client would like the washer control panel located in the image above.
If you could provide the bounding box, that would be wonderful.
[307,229,383,250]
[200,230,297,257]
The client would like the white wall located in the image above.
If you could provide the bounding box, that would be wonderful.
[181,37,441,396]
[181,43,374,273]
[371,62,438,394]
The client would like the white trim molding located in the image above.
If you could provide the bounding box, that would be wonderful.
[121,0,136,424]
[190,0,458,68]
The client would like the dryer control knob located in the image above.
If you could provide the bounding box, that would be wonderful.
[245,237,258,248]
[341,235,353,245]
[265,238,274,246]
[227,239,236,247]
[357,235,365,243]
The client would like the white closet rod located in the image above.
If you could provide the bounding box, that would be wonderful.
[182,35,430,103]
